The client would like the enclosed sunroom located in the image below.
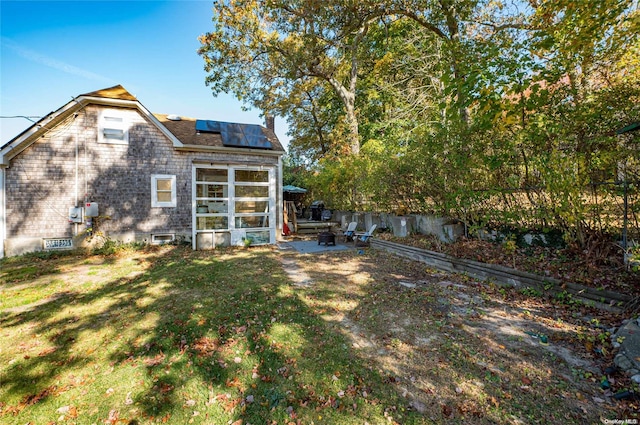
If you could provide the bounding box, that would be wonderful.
[193,165,277,249]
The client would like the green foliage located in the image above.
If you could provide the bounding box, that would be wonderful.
[204,1,639,246]
[520,287,543,298]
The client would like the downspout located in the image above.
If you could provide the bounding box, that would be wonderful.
[192,165,197,250]
[0,166,5,258]
[75,114,80,237]
[69,97,83,238]
[277,155,283,241]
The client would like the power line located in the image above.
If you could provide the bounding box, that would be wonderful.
[0,115,42,123]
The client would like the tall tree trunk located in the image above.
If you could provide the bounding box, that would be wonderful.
[440,0,469,126]
[324,24,365,156]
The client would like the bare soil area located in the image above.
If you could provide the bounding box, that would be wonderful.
[287,247,639,423]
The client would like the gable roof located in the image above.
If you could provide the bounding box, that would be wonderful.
[1,85,283,166]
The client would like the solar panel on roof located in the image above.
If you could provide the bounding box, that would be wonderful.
[195,119,272,149]
[222,126,246,147]
[195,120,221,133]
[236,124,273,149]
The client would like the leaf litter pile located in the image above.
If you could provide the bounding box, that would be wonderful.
[0,244,638,424]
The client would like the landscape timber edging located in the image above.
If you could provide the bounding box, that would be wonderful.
[371,239,632,313]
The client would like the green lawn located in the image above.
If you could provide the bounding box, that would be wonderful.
[1,244,637,424]
[0,245,419,424]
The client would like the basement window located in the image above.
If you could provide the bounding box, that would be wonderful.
[151,234,175,244]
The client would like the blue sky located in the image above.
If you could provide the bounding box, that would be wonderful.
[0,0,289,148]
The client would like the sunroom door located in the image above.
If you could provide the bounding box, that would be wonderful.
[233,168,275,245]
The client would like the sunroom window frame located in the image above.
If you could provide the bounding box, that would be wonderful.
[192,165,276,245]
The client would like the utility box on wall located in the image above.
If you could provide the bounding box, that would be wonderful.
[85,202,99,217]
[68,207,83,223]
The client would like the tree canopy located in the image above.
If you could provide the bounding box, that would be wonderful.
[200,0,640,245]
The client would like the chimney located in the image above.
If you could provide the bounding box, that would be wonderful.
[265,115,275,132]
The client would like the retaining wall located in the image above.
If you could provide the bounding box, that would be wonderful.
[371,239,632,313]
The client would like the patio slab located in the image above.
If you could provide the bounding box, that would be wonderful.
[278,240,351,254]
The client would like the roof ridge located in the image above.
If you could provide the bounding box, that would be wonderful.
[80,85,137,101]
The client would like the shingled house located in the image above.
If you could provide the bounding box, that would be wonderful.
[0,85,285,257]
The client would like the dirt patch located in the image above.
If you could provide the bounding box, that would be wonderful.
[290,249,639,423]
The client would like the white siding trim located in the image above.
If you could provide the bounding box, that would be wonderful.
[277,156,283,240]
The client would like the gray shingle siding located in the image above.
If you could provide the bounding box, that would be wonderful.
[4,104,280,254]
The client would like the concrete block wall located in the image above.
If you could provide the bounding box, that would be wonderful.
[332,211,465,242]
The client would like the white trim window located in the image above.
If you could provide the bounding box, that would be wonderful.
[151,174,177,207]
[99,109,129,144]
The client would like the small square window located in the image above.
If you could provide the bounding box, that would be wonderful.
[151,175,177,207]
[103,128,125,141]
[99,110,129,144]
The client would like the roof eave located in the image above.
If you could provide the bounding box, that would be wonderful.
[0,97,86,166]
[175,144,285,157]
[1,95,184,166]
[81,97,184,148]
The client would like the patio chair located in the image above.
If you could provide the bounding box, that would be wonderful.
[354,224,377,247]
[340,221,358,242]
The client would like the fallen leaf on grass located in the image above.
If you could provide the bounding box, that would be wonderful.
[441,404,453,418]
[159,383,174,394]
[19,386,54,410]
[213,393,241,413]
[193,337,219,357]
[226,377,244,390]
[143,352,165,366]
[105,409,119,424]
[37,347,57,357]
[61,405,78,419]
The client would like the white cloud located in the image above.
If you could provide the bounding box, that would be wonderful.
[2,37,116,85]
